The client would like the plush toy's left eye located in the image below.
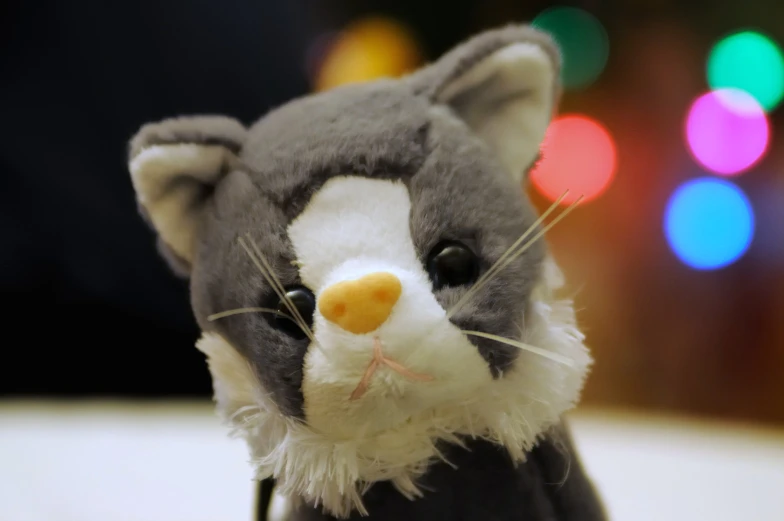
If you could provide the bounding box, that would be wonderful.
[273,286,315,340]
[427,241,480,290]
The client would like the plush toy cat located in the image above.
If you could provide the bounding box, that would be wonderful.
[128,23,606,521]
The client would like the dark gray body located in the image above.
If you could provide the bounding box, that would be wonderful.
[288,425,606,521]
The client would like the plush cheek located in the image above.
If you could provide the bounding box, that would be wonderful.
[300,271,493,439]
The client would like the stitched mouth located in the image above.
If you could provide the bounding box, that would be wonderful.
[349,337,435,400]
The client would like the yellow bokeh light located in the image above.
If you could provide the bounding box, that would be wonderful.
[314,16,423,92]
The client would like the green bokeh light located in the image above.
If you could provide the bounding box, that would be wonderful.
[707,30,784,111]
[532,7,609,90]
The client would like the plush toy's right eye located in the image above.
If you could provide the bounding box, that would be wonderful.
[426,240,480,290]
[272,286,315,340]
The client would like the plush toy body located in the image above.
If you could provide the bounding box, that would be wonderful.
[128,24,606,521]
[288,427,604,521]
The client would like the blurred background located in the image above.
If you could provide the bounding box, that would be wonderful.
[3,1,784,520]
[3,0,783,428]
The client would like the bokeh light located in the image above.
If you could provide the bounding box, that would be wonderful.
[532,7,609,90]
[313,16,422,92]
[664,177,754,270]
[685,88,770,176]
[706,30,784,111]
[530,115,617,205]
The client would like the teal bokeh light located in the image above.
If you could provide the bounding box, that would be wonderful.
[533,7,610,90]
[707,30,784,112]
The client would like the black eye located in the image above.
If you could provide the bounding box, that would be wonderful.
[272,286,315,340]
[426,240,480,290]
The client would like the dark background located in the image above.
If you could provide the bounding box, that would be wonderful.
[3,0,784,427]
[0,0,481,397]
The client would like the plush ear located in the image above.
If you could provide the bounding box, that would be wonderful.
[128,116,247,273]
[409,25,561,180]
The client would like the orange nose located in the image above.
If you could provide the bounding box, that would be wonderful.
[318,272,402,334]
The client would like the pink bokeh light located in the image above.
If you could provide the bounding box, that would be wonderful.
[685,89,770,176]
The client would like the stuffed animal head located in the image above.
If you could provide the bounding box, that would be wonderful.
[128,24,591,517]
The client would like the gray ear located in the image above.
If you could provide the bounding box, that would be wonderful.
[128,116,247,271]
[409,25,562,180]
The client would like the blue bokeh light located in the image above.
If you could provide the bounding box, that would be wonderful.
[665,177,755,270]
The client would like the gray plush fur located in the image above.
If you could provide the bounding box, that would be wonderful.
[128,24,604,521]
[410,24,562,104]
[129,115,247,158]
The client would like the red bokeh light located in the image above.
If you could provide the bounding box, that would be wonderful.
[530,114,618,205]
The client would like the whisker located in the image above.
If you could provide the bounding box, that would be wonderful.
[246,233,309,330]
[446,191,568,319]
[461,330,575,366]
[479,194,584,288]
[237,236,315,342]
[447,193,583,319]
[245,235,315,339]
[207,307,293,322]
[480,190,569,284]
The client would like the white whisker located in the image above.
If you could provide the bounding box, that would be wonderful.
[478,195,584,290]
[447,192,582,319]
[246,237,310,336]
[247,235,319,343]
[479,190,568,283]
[238,236,315,342]
[446,191,568,319]
[461,330,575,367]
[208,307,293,322]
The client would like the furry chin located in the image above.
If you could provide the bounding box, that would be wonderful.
[195,258,591,518]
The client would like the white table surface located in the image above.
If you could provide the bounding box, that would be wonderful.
[2,400,783,521]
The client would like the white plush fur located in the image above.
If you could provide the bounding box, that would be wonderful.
[196,178,591,518]
[437,43,556,179]
[129,144,238,262]
[288,177,492,442]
